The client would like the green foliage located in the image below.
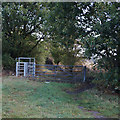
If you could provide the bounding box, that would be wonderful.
[61,50,78,66]
[50,43,64,65]
[81,3,120,88]
[35,41,50,64]
[2,54,15,70]
[2,2,119,90]
[2,2,45,70]
[44,3,89,66]
[93,69,119,90]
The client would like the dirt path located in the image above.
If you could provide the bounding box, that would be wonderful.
[65,83,95,94]
[65,83,107,119]
[78,106,106,119]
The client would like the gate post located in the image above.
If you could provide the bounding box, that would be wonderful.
[55,65,57,80]
[16,62,18,76]
[83,66,86,82]
[32,62,35,80]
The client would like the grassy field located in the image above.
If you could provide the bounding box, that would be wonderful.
[2,76,119,118]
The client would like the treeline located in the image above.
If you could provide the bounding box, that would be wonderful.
[2,2,120,89]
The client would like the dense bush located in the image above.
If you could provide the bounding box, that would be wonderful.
[92,68,119,93]
[2,54,15,71]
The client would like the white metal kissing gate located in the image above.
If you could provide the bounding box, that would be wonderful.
[16,57,35,77]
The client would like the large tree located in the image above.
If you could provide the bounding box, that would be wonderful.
[81,2,120,88]
[2,2,119,90]
[44,2,93,66]
[2,2,46,69]
[44,2,120,88]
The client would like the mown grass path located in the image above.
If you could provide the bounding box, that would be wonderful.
[2,76,119,118]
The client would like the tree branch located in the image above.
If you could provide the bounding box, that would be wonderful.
[28,36,44,53]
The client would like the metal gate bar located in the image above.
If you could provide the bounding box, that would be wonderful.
[28,64,86,83]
